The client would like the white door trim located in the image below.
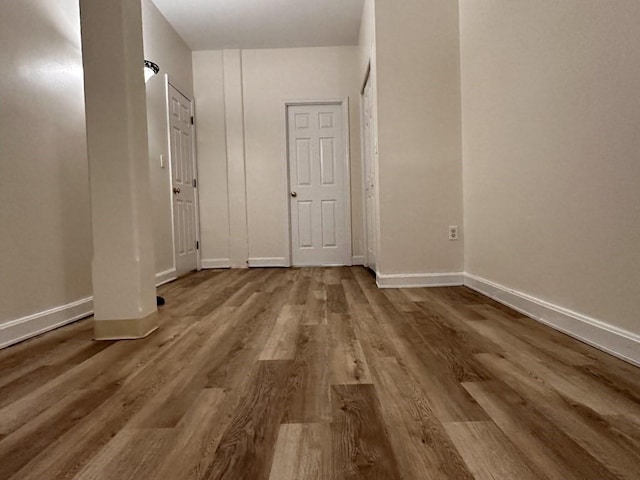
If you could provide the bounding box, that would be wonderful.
[163,75,177,275]
[283,98,352,267]
[360,64,370,269]
[166,76,201,274]
[189,92,201,272]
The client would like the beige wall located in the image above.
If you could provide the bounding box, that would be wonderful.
[142,0,194,277]
[192,51,230,267]
[193,46,364,266]
[460,0,640,334]
[0,0,93,324]
[224,50,251,267]
[242,47,364,263]
[374,0,464,275]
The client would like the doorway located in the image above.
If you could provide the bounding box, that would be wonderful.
[286,101,352,267]
[168,83,199,276]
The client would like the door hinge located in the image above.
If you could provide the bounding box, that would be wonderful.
[191,116,194,125]
[192,178,197,188]
[196,241,200,250]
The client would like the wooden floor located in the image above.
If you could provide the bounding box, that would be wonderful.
[1,268,639,480]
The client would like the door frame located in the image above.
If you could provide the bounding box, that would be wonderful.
[283,98,353,267]
[165,76,202,274]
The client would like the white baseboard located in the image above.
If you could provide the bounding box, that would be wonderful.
[156,268,177,287]
[248,257,288,268]
[376,272,464,289]
[464,273,640,367]
[0,297,94,350]
[352,255,366,266]
[201,258,232,269]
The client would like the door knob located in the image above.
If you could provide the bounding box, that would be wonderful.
[290,191,298,198]
[173,187,181,194]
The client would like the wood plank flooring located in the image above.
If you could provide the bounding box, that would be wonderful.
[1,267,639,480]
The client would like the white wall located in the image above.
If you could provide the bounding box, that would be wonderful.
[224,50,251,268]
[374,0,464,276]
[142,0,194,280]
[193,46,364,267]
[460,0,640,335]
[0,0,93,340]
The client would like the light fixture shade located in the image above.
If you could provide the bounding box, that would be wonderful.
[144,60,159,83]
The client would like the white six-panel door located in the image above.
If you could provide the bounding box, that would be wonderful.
[168,84,198,276]
[288,103,350,266]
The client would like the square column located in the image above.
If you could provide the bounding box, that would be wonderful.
[80,0,158,339]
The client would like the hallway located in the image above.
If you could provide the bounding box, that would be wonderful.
[1,267,639,479]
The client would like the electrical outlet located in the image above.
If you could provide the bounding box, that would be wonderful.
[449,226,459,241]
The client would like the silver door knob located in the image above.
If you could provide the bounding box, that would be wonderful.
[290,191,298,198]
[173,187,181,194]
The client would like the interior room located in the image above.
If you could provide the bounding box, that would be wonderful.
[0,0,638,478]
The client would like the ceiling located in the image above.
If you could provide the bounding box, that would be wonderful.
[151,0,365,51]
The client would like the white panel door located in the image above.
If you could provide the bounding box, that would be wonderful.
[169,84,198,276]
[362,76,377,271]
[288,104,350,266]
